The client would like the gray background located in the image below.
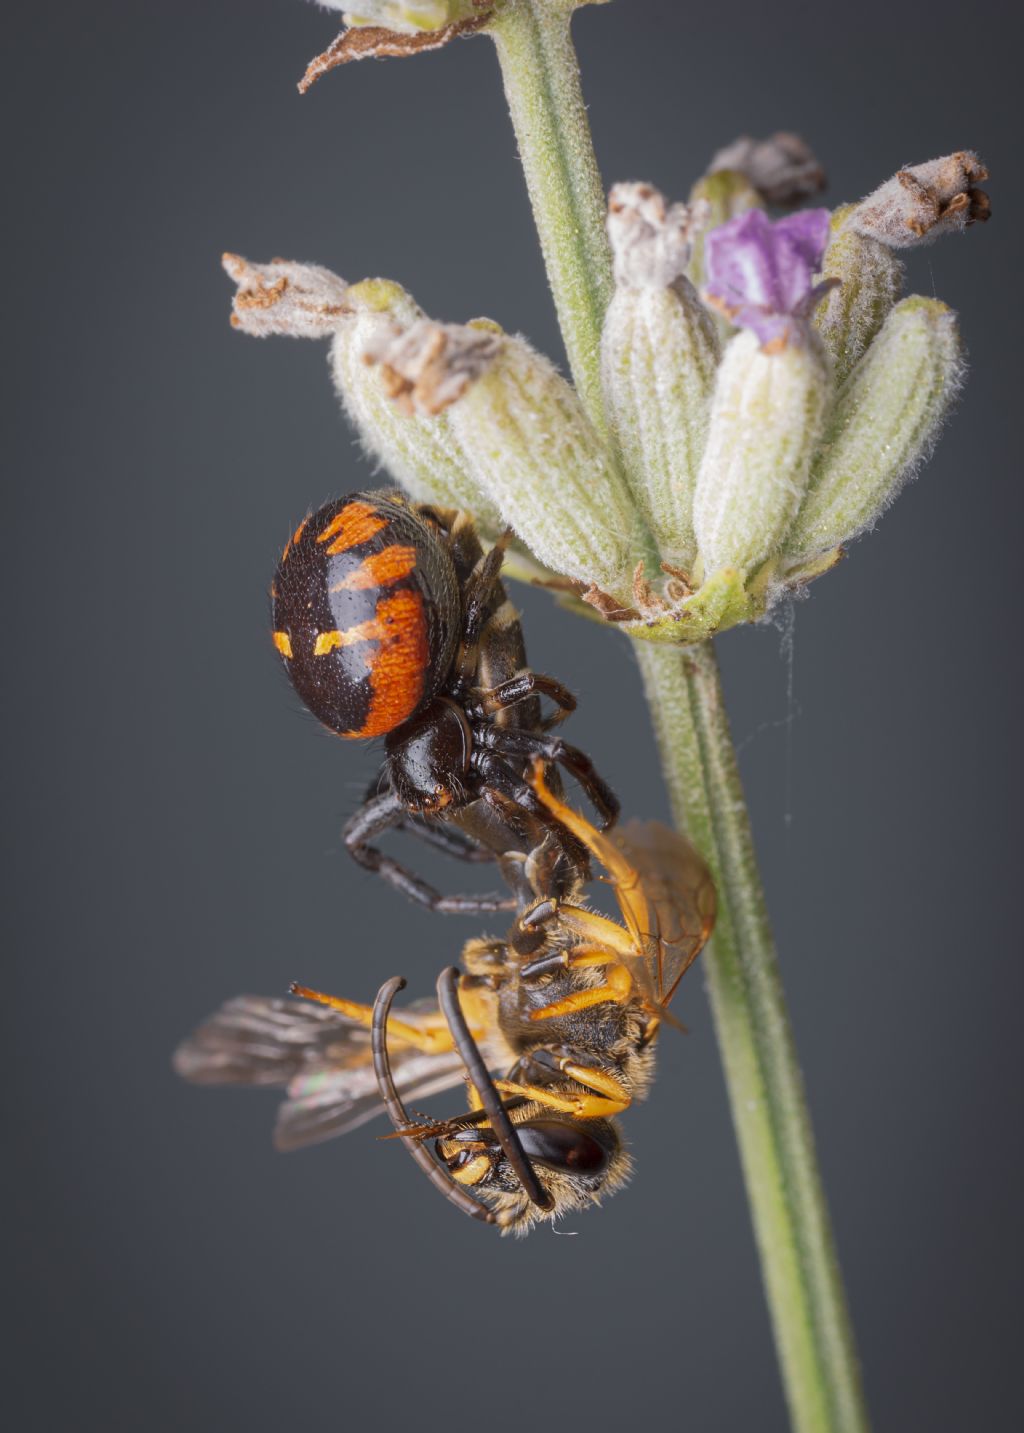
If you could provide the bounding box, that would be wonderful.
[6,2,1021,1429]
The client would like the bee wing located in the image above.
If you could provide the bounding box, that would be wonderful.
[172,995,370,1086]
[275,1051,467,1152]
[174,994,469,1153]
[611,820,717,1009]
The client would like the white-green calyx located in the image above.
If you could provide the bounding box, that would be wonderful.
[813,206,904,384]
[694,328,830,577]
[364,315,637,592]
[601,182,719,571]
[786,297,964,564]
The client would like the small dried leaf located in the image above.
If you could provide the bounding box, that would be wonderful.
[580,585,642,623]
[631,560,668,615]
[299,16,489,93]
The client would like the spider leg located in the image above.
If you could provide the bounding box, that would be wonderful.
[465,671,577,730]
[450,531,513,693]
[474,774,592,910]
[471,752,554,828]
[343,792,515,914]
[481,730,620,830]
[358,773,496,864]
[401,813,497,864]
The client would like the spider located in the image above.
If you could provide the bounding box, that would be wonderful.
[270,489,619,913]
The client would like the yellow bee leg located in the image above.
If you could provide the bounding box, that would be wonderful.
[289,983,457,1055]
[493,1076,629,1120]
[559,1061,631,1113]
[527,759,654,945]
[534,905,638,958]
[529,962,633,1022]
[562,946,622,970]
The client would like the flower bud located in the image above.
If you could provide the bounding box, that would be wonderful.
[785,297,964,563]
[849,151,990,247]
[686,169,761,292]
[222,255,503,529]
[366,318,637,590]
[335,1,480,31]
[691,208,833,575]
[813,206,904,384]
[333,284,506,530]
[707,132,826,207]
[694,330,830,576]
[601,183,719,569]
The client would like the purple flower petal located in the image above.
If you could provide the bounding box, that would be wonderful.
[703,207,833,347]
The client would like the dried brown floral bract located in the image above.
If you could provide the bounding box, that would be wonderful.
[362,319,503,416]
[222,255,350,337]
[606,182,708,289]
[850,151,990,246]
[298,14,492,93]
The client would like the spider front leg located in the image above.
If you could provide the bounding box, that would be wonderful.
[480,729,620,830]
[450,531,513,692]
[343,791,515,915]
[355,776,496,865]
[465,671,577,730]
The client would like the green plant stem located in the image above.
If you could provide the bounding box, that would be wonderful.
[488,1,613,433]
[489,6,871,1429]
[636,641,869,1433]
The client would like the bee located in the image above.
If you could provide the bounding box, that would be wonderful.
[174,765,715,1233]
[270,490,619,914]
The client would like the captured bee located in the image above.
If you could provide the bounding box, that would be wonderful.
[175,765,716,1233]
[270,490,618,914]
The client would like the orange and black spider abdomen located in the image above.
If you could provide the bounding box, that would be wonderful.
[271,493,461,739]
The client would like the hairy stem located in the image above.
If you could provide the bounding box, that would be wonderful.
[489,6,870,1426]
[636,641,870,1433]
[488,1,613,433]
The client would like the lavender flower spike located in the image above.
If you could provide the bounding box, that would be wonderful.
[703,208,836,351]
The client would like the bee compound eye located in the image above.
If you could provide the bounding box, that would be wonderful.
[516,1121,611,1175]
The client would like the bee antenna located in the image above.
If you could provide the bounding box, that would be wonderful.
[436,966,554,1212]
[370,976,503,1226]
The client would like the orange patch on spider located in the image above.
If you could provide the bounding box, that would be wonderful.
[316,502,388,555]
[329,545,417,593]
[272,631,294,658]
[358,589,429,737]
